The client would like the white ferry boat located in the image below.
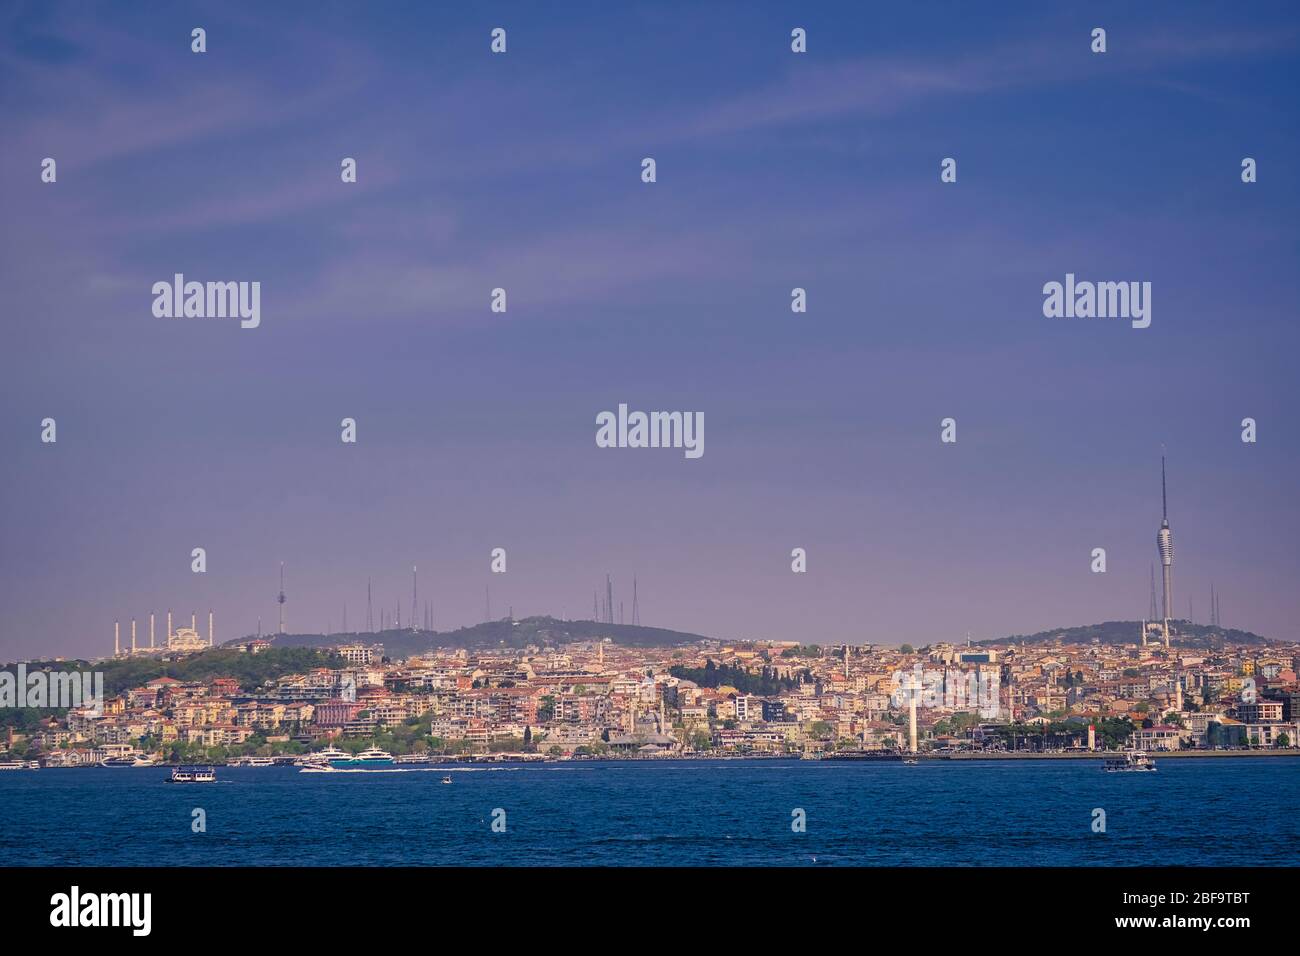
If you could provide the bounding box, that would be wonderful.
[168,766,216,783]
[1103,750,1157,772]
[297,746,397,772]
[298,745,350,766]
[332,747,394,767]
[101,754,157,768]
[0,760,39,770]
[232,756,276,768]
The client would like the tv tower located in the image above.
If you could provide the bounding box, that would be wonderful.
[277,562,287,635]
[1157,454,1174,647]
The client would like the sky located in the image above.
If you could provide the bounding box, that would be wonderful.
[2,1,1299,661]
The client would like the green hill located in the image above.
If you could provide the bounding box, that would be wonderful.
[983,620,1272,649]
[234,615,709,658]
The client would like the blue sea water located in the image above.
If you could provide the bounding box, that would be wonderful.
[1,758,1296,866]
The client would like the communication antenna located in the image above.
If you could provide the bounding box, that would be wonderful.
[277,562,287,635]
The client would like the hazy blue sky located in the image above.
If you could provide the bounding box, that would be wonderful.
[2,1,1298,660]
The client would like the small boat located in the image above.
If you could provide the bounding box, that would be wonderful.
[901,756,919,765]
[168,766,216,783]
[1103,750,1157,772]
[441,774,453,784]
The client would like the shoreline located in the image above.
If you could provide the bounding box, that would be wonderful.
[936,749,1300,760]
[21,748,1300,770]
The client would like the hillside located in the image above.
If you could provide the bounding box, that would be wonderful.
[983,620,1272,649]
[228,615,1276,657]
[234,615,710,657]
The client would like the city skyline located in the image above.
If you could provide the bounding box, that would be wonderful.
[3,2,1299,660]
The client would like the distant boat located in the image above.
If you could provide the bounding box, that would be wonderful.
[233,756,276,768]
[101,754,156,768]
[0,760,39,771]
[168,766,216,783]
[1103,750,1157,772]
[902,756,919,765]
[441,774,453,784]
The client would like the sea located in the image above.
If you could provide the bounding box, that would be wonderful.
[2,757,1296,866]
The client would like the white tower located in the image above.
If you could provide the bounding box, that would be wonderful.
[130,618,137,654]
[114,620,120,657]
[907,676,919,754]
[1157,454,1175,648]
[208,610,214,647]
[149,612,155,649]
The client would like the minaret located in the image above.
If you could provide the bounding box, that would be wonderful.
[114,620,120,657]
[131,618,137,655]
[190,611,196,632]
[167,610,173,648]
[149,612,155,649]
[208,610,214,647]
[1157,454,1174,645]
